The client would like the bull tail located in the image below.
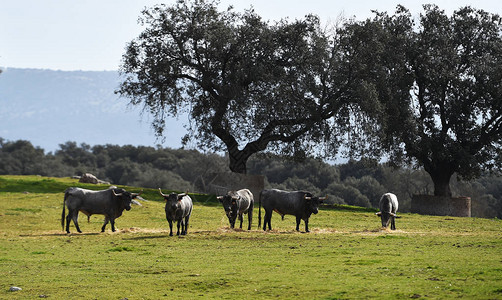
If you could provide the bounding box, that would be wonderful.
[61,189,69,231]
[258,190,262,228]
[62,188,73,231]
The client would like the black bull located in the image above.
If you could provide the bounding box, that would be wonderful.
[62,187,141,233]
[159,189,193,236]
[217,189,254,230]
[258,189,326,232]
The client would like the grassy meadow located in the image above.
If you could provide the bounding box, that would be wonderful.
[1,175,501,299]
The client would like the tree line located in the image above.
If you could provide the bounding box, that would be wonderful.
[1,138,500,218]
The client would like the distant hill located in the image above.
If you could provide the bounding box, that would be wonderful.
[0,68,187,153]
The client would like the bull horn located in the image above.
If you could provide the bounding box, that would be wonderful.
[112,190,122,197]
[158,188,168,197]
[217,196,223,200]
[177,192,188,200]
[132,190,143,198]
[319,195,328,201]
[390,212,397,217]
[376,212,382,216]
[304,195,312,200]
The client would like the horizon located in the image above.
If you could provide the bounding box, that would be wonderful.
[0,68,188,153]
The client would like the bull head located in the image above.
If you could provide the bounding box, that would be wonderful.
[112,189,142,212]
[177,192,188,201]
[219,194,239,228]
[112,189,142,198]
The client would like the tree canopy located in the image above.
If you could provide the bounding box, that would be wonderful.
[117,0,373,173]
[343,5,502,196]
[118,1,502,197]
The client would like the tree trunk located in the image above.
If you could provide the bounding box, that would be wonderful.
[227,147,250,174]
[426,166,454,197]
[229,154,248,174]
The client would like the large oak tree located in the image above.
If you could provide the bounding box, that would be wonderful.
[344,5,502,196]
[117,0,372,173]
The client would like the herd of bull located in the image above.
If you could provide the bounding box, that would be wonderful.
[61,187,400,235]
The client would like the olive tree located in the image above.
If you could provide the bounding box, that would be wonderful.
[117,0,371,173]
[344,5,502,196]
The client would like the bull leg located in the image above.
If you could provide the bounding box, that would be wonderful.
[71,210,82,233]
[304,218,310,233]
[263,210,269,231]
[295,216,301,232]
[66,209,79,233]
[176,219,181,236]
[101,216,109,232]
[65,213,71,233]
[263,209,272,231]
[239,214,244,229]
[183,216,190,235]
[110,218,116,232]
[267,213,272,231]
[247,202,253,230]
[180,219,186,235]
[391,216,396,230]
[167,220,173,236]
[65,210,72,233]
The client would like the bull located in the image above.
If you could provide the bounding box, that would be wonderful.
[258,189,326,232]
[61,187,141,233]
[159,189,193,236]
[217,189,254,230]
[376,192,400,230]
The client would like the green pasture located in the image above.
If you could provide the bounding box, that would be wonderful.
[1,175,501,299]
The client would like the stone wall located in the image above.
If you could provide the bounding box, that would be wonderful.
[411,195,471,217]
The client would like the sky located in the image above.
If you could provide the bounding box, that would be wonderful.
[1,0,501,154]
[2,0,502,71]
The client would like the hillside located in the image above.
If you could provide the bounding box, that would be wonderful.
[0,68,186,153]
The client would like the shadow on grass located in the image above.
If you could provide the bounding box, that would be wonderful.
[19,226,400,240]
[20,231,101,237]
[320,204,378,213]
[125,234,172,240]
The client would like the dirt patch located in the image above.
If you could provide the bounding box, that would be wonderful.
[342,228,413,236]
[118,227,167,234]
[309,228,339,234]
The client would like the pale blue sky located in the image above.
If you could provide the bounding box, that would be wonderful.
[2,0,501,71]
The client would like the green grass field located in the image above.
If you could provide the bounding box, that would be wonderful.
[1,175,501,299]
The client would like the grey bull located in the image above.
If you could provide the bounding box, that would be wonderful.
[217,189,254,230]
[159,189,193,236]
[258,189,326,232]
[62,187,141,233]
[376,192,400,230]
